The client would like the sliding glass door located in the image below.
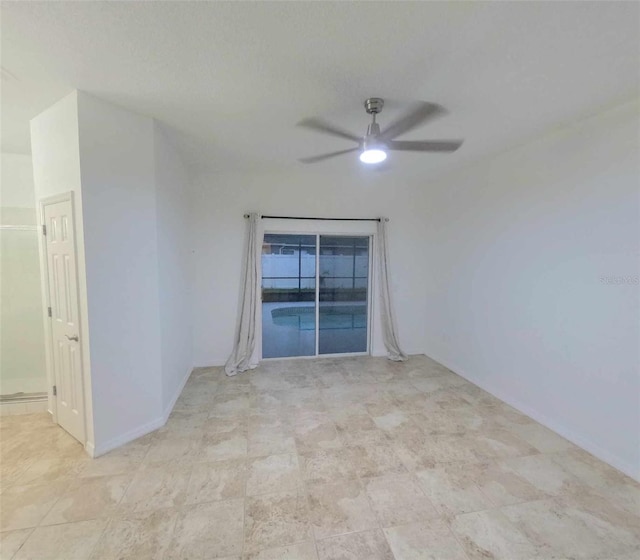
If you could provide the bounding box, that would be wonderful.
[262,233,370,358]
[318,236,369,354]
[261,234,316,358]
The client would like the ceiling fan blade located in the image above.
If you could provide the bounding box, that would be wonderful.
[297,117,361,143]
[388,139,463,152]
[380,102,446,141]
[298,147,359,164]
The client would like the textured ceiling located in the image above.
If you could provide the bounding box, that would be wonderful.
[1,1,639,177]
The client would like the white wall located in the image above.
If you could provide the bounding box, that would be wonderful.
[31,91,193,455]
[0,153,47,395]
[190,169,429,366]
[1,153,37,207]
[30,92,95,446]
[422,99,640,479]
[77,92,162,451]
[153,123,193,413]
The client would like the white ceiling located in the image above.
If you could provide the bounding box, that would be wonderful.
[2,1,639,177]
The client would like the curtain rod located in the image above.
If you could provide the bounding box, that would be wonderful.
[243,214,388,222]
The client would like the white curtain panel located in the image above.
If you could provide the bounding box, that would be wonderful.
[377,218,408,361]
[225,213,260,376]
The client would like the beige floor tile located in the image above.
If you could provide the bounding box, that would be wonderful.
[256,388,323,413]
[473,461,550,506]
[553,448,625,483]
[500,498,640,559]
[90,508,179,560]
[174,384,222,410]
[0,481,69,531]
[610,553,640,560]
[552,449,640,515]
[165,499,244,559]
[0,529,33,560]
[243,541,318,560]
[344,444,407,478]
[14,519,107,560]
[500,422,576,453]
[454,385,502,407]
[299,448,359,483]
[2,355,635,560]
[483,402,534,427]
[293,420,342,453]
[469,429,541,461]
[247,424,296,457]
[0,460,32,493]
[338,427,391,447]
[199,429,248,461]
[205,414,248,434]
[14,455,89,485]
[410,407,497,436]
[388,391,436,413]
[119,465,190,512]
[369,407,415,433]
[156,410,208,439]
[186,459,246,504]
[209,393,251,417]
[410,374,468,394]
[420,389,475,411]
[41,474,131,525]
[312,369,350,389]
[383,519,468,560]
[143,436,200,466]
[330,405,378,432]
[497,453,583,496]
[244,489,312,553]
[79,439,150,478]
[416,434,491,464]
[558,474,640,534]
[450,509,542,560]
[391,445,437,473]
[364,474,439,527]
[307,480,378,540]
[246,453,301,496]
[316,529,394,560]
[415,464,493,516]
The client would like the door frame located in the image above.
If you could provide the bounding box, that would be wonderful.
[38,191,86,439]
[260,228,376,360]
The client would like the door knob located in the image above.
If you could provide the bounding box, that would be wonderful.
[65,335,79,342]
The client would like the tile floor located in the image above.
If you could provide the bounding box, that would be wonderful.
[1,355,638,559]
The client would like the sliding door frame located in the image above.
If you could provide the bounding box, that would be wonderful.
[261,229,374,361]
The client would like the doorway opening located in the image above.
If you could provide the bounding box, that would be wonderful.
[261,233,371,359]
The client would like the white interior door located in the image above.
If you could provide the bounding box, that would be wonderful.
[43,196,86,443]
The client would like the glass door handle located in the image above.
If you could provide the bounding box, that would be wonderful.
[65,335,79,342]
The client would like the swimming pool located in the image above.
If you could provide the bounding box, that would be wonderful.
[271,304,367,330]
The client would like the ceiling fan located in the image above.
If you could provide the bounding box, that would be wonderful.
[298,98,463,164]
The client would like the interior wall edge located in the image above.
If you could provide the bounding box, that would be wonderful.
[90,364,193,457]
[91,415,164,458]
[423,347,640,482]
[161,365,193,420]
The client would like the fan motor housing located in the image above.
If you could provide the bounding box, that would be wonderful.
[364,97,384,115]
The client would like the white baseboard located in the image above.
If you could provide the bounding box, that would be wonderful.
[92,366,193,458]
[92,416,165,457]
[85,441,96,458]
[194,360,226,368]
[162,366,193,422]
[0,399,48,416]
[424,348,639,482]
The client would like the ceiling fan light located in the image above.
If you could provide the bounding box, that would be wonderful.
[359,149,387,164]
